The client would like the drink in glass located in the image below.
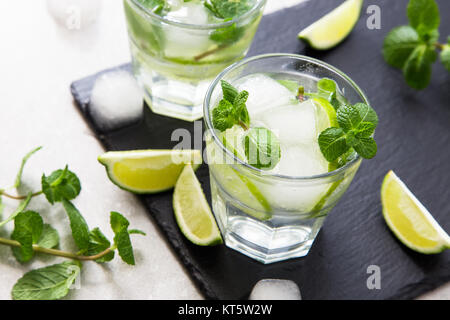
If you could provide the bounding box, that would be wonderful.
[123,0,267,121]
[204,54,369,264]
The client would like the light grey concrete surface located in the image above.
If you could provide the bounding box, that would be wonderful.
[0,0,447,300]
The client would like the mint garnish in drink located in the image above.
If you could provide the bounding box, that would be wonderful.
[303,78,379,163]
[382,0,450,89]
[212,80,281,170]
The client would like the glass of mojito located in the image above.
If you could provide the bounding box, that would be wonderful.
[204,54,378,264]
[123,0,267,121]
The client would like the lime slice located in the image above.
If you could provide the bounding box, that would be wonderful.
[219,127,271,220]
[313,97,338,131]
[98,149,202,194]
[173,164,222,246]
[298,0,363,50]
[381,170,450,254]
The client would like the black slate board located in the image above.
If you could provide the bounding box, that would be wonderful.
[71,0,450,300]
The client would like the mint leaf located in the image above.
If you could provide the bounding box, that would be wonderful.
[440,44,450,71]
[0,192,32,228]
[317,78,337,101]
[210,22,244,45]
[136,0,166,14]
[11,211,44,263]
[352,137,377,159]
[233,90,250,127]
[110,212,135,265]
[205,0,254,19]
[382,26,420,68]
[318,127,349,162]
[407,0,440,37]
[87,228,114,263]
[129,229,147,235]
[61,199,90,251]
[402,44,437,89]
[14,146,42,189]
[12,261,81,300]
[212,81,251,131]
[212,99,235,131]
[244,127,281,170]
[37,224,60,249]
[42,167,81,204]
[354,103,379,127]
[337,104,362,132]
[221,80,239,103]
[354,122,376,138]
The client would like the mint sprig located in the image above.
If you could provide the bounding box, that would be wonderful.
[318,103,378,161]
[0,147,145,300]
[212,80,281,170]
[382,0,449,89]
[212,80,250,131]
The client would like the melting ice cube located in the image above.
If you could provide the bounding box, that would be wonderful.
[249,279,301,300]
[235,74,295,121]
[258,100,318,146]
[89,70,143,131]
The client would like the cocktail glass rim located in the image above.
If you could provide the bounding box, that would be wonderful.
[203,53,369,182]
[128,0,268,30]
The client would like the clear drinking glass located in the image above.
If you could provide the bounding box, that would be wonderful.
[204,54,368,264]
[123,0,267,121]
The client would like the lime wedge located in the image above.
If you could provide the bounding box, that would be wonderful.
[173,164,222,246]
[298,0,363,50]
[98,149,202,194]
[381,171,450,254]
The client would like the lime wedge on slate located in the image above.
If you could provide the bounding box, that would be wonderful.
[298,0,363,50]
[98,149,202,194]
[381,170,450,254]
[173,164,222,246]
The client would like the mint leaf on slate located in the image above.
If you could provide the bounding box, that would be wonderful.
[110,211,137,265]
[87,228,114,263]
[11,211,44,263]
[244,127,281,170]
[14,146,42,189]
[37,224,60,249]
[407,0,440,38]
[383,26,420,68]
[61,199,90,252]
[12,261,81,300]
[42,166,81,204]
[402,44,437,89]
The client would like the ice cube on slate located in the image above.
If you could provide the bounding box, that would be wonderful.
[249,279,302,300]
[89,71,143,131]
